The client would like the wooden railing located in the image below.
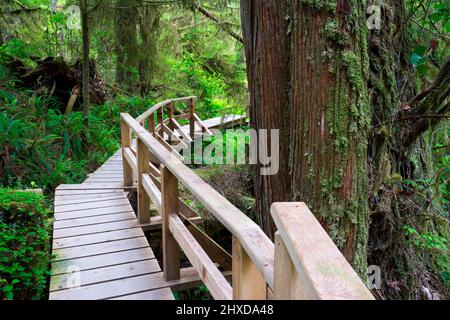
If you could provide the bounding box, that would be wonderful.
[120,97,374,300]
[136,96,212,145]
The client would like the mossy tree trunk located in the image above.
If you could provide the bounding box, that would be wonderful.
[115,1,160,96]
[138,5,160,96]
[115,0,139,93]
[242,0,371,273]
[242,0,449,296]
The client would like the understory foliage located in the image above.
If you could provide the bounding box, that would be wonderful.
[0,189,52,300]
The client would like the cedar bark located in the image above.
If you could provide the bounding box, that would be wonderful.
[242,0,372,271]
[241,0,449,293]
[115,0,139,93]
[241,0,292,238]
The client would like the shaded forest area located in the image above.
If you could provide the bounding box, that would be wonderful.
[0,0,449,300]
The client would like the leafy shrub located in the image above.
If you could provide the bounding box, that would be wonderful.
[0,189,52,300]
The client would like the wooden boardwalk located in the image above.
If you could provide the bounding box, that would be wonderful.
[48,114,245,300]
[48,97,374,301]
[49,152,175,300]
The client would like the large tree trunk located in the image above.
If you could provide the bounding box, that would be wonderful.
[241,1,292,237]
[115,0,139,93]
[241,0,371,272]
[241,0,449,297]
[138,5,160,96]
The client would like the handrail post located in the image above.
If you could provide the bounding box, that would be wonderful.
[188,97,195,139]
[158,107,164,137]
[161,164,181,281]
[273,231,302,299]
[148,113,155,134]
[232,236,267,300]
[270,203,375,300]
[120,118,133,187]
[168,101,175,143]
[168,102,174,128]
[137,138,151,224]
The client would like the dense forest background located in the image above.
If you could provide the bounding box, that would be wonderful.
[0,0,449,300]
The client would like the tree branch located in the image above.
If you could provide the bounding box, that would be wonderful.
[194,4,243,44]
[397,58,450,151]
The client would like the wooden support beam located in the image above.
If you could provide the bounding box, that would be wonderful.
[123,147,137,173]
[120,119,133,186]
[158,107,164,137]
[161,165,181,281]
[169,214,232,300]
[148,113,155,133]
[188,98,195,139]
[194,113,213,136]
[186,221,232,271]
[273,232,302,299]
[153,133,183,160]
[163,124,188,149]
[142,173,162,213]
[171,118,193,143]
[137,139,151,224]
[232,236,267,300]
[168,102,175,132]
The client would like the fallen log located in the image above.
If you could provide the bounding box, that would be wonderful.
[8,56,108,111]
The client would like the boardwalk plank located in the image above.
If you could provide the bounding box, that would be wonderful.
[54,205,135,220]
[55,195,128,206]
[53,219,140,238]
[53,228,144,249]
[54,212,136,229]
[49,268,198,300]
[51,247,155,275]
[55,198,130,213]
[110,288,174,300]
[50,259,162,292]
[53,237,150,261]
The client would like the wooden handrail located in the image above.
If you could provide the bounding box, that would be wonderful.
[136,96,197,124]
[271,202,374,300]
[121,112,275,290]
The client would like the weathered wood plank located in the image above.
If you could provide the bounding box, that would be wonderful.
[161,165,180,281]
[137,139,151,224]
[232,236,267,300]
[51,247,155,275]
[142,174,161,213]
[110,288,174,300]
[58,184,127,190]
[121,118,133,186]
[53,237,149,261]
[50,259,161,292]
[169,214,232,300]
[55,198,131,213]
[55,189,124,196]
[54,212,136,230]
[55,195,127,206]
[54,205,135,220]
[53,228,144,249]
[50,267,197,300]
[53,219,140,239]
